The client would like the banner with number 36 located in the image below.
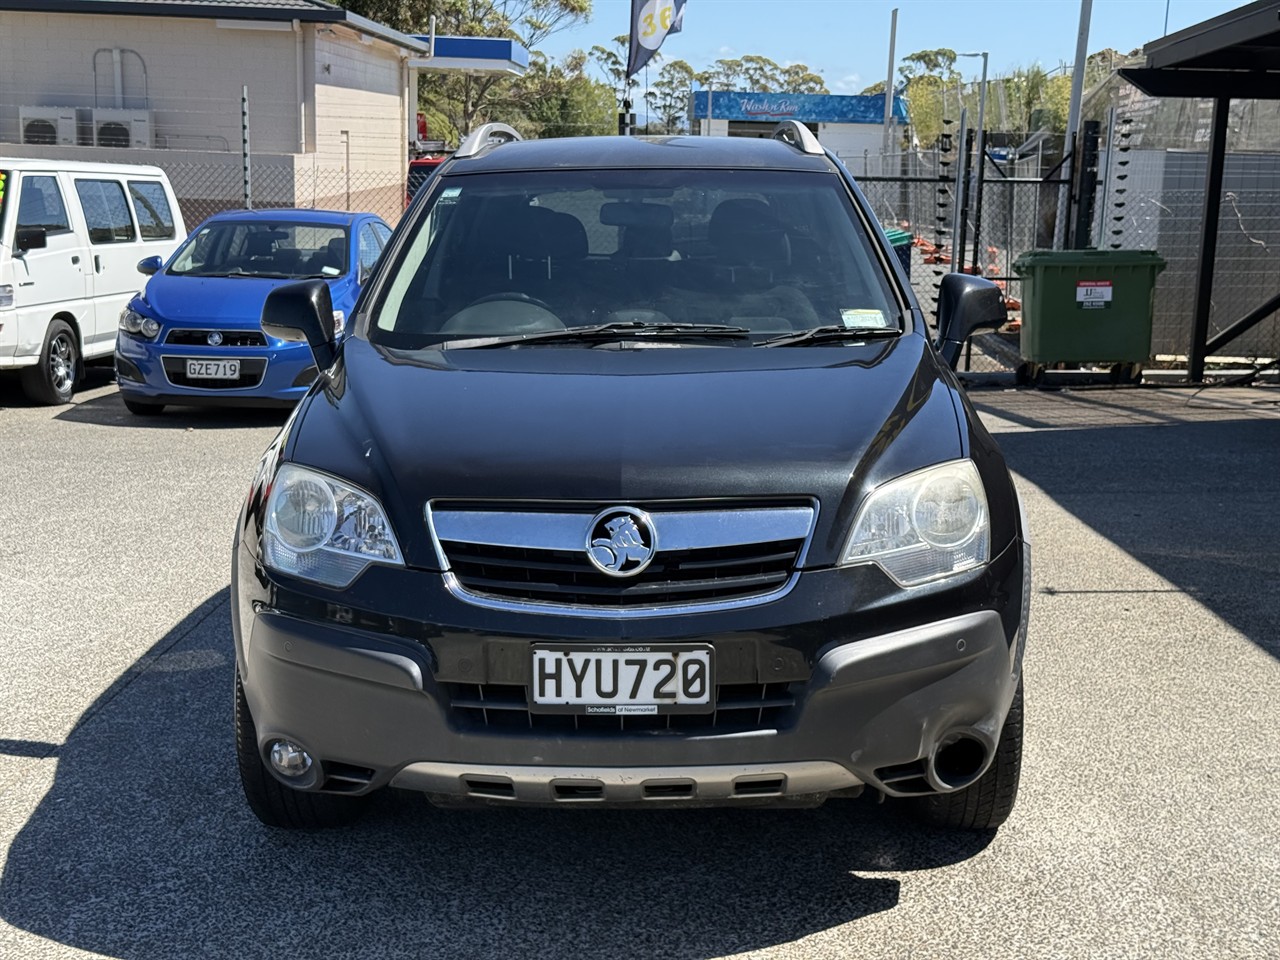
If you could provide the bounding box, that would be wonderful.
[627,0,687,78]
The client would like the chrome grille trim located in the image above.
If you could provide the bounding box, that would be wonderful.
[426,501,818,618]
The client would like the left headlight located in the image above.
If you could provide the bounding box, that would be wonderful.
[119,306,160,339]
[839,459,989,586]
[262,463,404,588]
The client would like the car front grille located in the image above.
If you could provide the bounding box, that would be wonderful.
[161,356,266,389]
[165,329,267,347]
[443,680,797,733]
[429,501,816,616]
[441,538,804,608]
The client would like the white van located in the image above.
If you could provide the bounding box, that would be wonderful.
[0,159,185,404]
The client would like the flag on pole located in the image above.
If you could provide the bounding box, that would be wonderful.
[627,0,687,78]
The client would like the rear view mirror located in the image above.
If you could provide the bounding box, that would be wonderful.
[137,256,163,276]
[15,227,47,253]
[935,273,1007,370]
[262,279,338,370]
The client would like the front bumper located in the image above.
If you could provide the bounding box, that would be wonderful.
[115,333,315,407]
[236,542,1027,804]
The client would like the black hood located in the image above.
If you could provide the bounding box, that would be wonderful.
[288,335,964,569]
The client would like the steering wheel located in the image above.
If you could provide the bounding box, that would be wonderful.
[441,292,564,334]
[464,292,555,312]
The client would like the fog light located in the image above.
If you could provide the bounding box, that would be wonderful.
[269,739,313,778]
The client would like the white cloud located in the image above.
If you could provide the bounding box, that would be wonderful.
[833,73,862,93]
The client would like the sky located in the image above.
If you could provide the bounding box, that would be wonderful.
[537,0,1252,92]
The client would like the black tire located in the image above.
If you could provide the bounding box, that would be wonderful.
[234,667,367,829]
[123,397,165,416]
[908,679,1023,831]
[20,319,78,405]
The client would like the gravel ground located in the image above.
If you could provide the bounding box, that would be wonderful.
[1,371,1277,959]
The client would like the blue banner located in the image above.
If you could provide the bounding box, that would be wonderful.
[691,91,909,125]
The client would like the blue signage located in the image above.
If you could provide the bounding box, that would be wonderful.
[691,91,909,125]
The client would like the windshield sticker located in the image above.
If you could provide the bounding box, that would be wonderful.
[440,186,462,199]
[840,308,890,329]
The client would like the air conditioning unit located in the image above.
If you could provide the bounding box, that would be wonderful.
[92,108,152,149]
[19,106,77,146]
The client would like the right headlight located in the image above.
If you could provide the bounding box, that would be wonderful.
[262,463,403,588]
[840,459,989,586]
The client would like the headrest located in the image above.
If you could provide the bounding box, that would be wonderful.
[709,199,790,267]
[245,233,276,257]
[502,206,587,262]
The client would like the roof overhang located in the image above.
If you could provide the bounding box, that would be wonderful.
[1120,0,1280,100]
[408,36,529,76]
[0,0,429,54]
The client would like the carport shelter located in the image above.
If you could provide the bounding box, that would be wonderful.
[1120,0,1280,381]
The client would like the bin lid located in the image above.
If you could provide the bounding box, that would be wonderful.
[1012,249,1166,274]
[882,227,913,247]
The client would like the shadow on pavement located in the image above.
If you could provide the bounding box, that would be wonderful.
[976,390,1280,661]
[55,390,291,430]
[0,591,993,959]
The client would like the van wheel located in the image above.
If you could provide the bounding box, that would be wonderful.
[21,320,78,405]
[234,667,368,829]
[123,398,165,416]
[908,679,1023,831]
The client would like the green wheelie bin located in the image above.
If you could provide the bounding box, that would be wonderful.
[1012,249,1165,384]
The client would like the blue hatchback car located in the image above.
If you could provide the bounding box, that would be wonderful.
[115,208,392,413]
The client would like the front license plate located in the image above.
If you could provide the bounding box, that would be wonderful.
[530,644,714,715]
[185,359,239,379]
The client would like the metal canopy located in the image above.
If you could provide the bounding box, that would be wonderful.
[1119,0,1280,381]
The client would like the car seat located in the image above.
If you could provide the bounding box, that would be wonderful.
[706,199,819,330]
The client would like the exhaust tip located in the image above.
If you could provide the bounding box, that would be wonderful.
[931,735,989,791]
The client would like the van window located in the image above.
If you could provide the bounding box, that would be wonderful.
[17,175,72,233]
[74,179,136,244]
[128,180,176,240]
[0,171,10,232]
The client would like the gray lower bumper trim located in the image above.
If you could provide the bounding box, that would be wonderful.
[390,760,861,803]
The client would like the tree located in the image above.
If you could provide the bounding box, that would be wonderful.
[645,58,694,133]
[512,50,616,138]
[899,48,958,82]
[349,0,593,138]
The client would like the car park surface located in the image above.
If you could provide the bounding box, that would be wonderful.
[1,375,1277,958]
[114,208,391,413]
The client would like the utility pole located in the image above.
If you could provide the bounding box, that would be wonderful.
[1057,0,1093,248]
[881,7,899,171]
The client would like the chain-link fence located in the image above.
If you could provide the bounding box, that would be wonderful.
[162,161,408,229]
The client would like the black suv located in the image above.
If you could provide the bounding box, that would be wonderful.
[232,123,1029,831]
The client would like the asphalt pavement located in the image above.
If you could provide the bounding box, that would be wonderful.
[1,370,1277,959]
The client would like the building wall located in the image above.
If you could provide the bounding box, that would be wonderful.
[312,27,406,173]
[0,12,302,156]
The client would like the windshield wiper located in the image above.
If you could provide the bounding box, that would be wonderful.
[442,320,753,350]
[758,324,903,347]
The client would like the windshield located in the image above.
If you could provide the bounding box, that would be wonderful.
[374,169,902,348]
[168,221,349,278]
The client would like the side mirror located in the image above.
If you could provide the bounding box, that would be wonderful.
[137,256,163,276]
[935,273,1007,370]
[15,227,47,253]
[262,279,338,370]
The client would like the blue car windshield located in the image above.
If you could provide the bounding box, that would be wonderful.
[168,221,348,279]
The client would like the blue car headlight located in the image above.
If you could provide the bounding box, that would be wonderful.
[120,306,161,340]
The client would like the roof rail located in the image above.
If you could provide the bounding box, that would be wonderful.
[455,122,523,159]
[770,120,824,156]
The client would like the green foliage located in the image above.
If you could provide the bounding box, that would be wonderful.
[686,55,828,94]
[512,51,616,138]
[645,58,695,134]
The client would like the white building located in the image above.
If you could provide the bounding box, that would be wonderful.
[0,0,430,221]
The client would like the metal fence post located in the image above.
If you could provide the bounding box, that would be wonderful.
[241,85,252,209]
